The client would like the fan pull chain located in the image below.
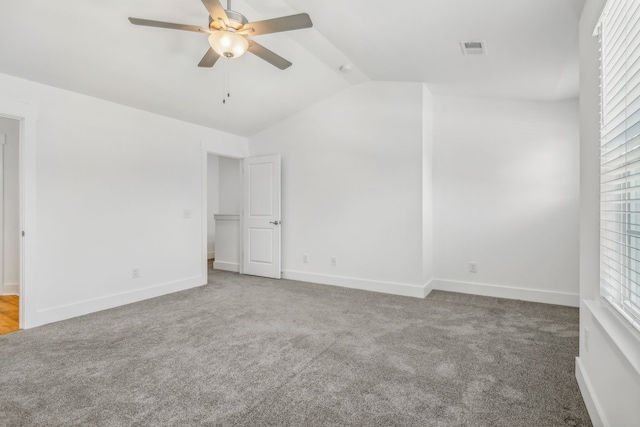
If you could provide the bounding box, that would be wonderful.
[222,58,231,104]
[222,59,226,104]
[226,59,231,102]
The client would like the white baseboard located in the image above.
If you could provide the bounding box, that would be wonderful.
[423,280,434,298]
[431,279,579,307]
[575,357,605,427]
[33,275,207,328]
[213,261,239,273]
[282,270,430,299]
[1,283,19,295]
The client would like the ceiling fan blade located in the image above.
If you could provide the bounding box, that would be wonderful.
[247,41,292,70]
[201,0,229,27]
[241,13,312,36]
[198,48,220,68]
[128,17,208,33]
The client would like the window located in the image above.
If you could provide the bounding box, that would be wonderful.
[599,0,640,332]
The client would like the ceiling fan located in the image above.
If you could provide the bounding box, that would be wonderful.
[128,0,313,70]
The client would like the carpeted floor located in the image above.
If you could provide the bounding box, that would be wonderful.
[0,270,590,426]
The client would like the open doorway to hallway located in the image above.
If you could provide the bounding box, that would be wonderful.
[207,154,242,273]
[0,117,20,335]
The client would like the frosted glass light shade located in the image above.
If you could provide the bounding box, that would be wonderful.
[208,31,249,58]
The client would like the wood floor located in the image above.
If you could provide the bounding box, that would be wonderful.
[0,295,19,335]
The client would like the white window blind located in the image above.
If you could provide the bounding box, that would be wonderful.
[600,0,640,332]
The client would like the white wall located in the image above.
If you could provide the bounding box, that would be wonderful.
[0,71,248,327]
[432,95,580,306]
[207,154,220,259]
[576,1,640,425]
[218,156,241,214]
[0,117,19,295]
[249,81,432,297]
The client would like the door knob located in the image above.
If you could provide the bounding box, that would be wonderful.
[270,220,281,225]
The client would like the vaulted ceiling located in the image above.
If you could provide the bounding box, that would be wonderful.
[0,0,584,136]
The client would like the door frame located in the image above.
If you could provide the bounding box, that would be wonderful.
[0,99,37,329]
[200,142,245,280]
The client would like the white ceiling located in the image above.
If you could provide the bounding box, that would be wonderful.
[0,0,584,137]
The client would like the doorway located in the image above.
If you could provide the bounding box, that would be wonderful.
[0,100,36,330]
[0,117,20,335]
[206,154,242,273]
[200,147,282,282]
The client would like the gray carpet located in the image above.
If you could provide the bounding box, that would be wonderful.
[0,270,590,426]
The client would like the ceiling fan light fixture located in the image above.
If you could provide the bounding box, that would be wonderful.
[208,31,249,58]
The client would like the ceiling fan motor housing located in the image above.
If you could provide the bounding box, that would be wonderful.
[209,9,248,31]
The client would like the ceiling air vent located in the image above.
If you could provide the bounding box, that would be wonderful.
[460,40,487,55]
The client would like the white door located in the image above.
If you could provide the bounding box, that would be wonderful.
[242,155,281,278]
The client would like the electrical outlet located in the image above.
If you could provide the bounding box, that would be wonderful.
[132,267,140,279]
[183,209,192,219]
[330,256,337,267]
[584,327,590,352]
[469,262,477,273]
[303,254,309,264]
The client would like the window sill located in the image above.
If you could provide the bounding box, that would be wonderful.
[585,299,640,377]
